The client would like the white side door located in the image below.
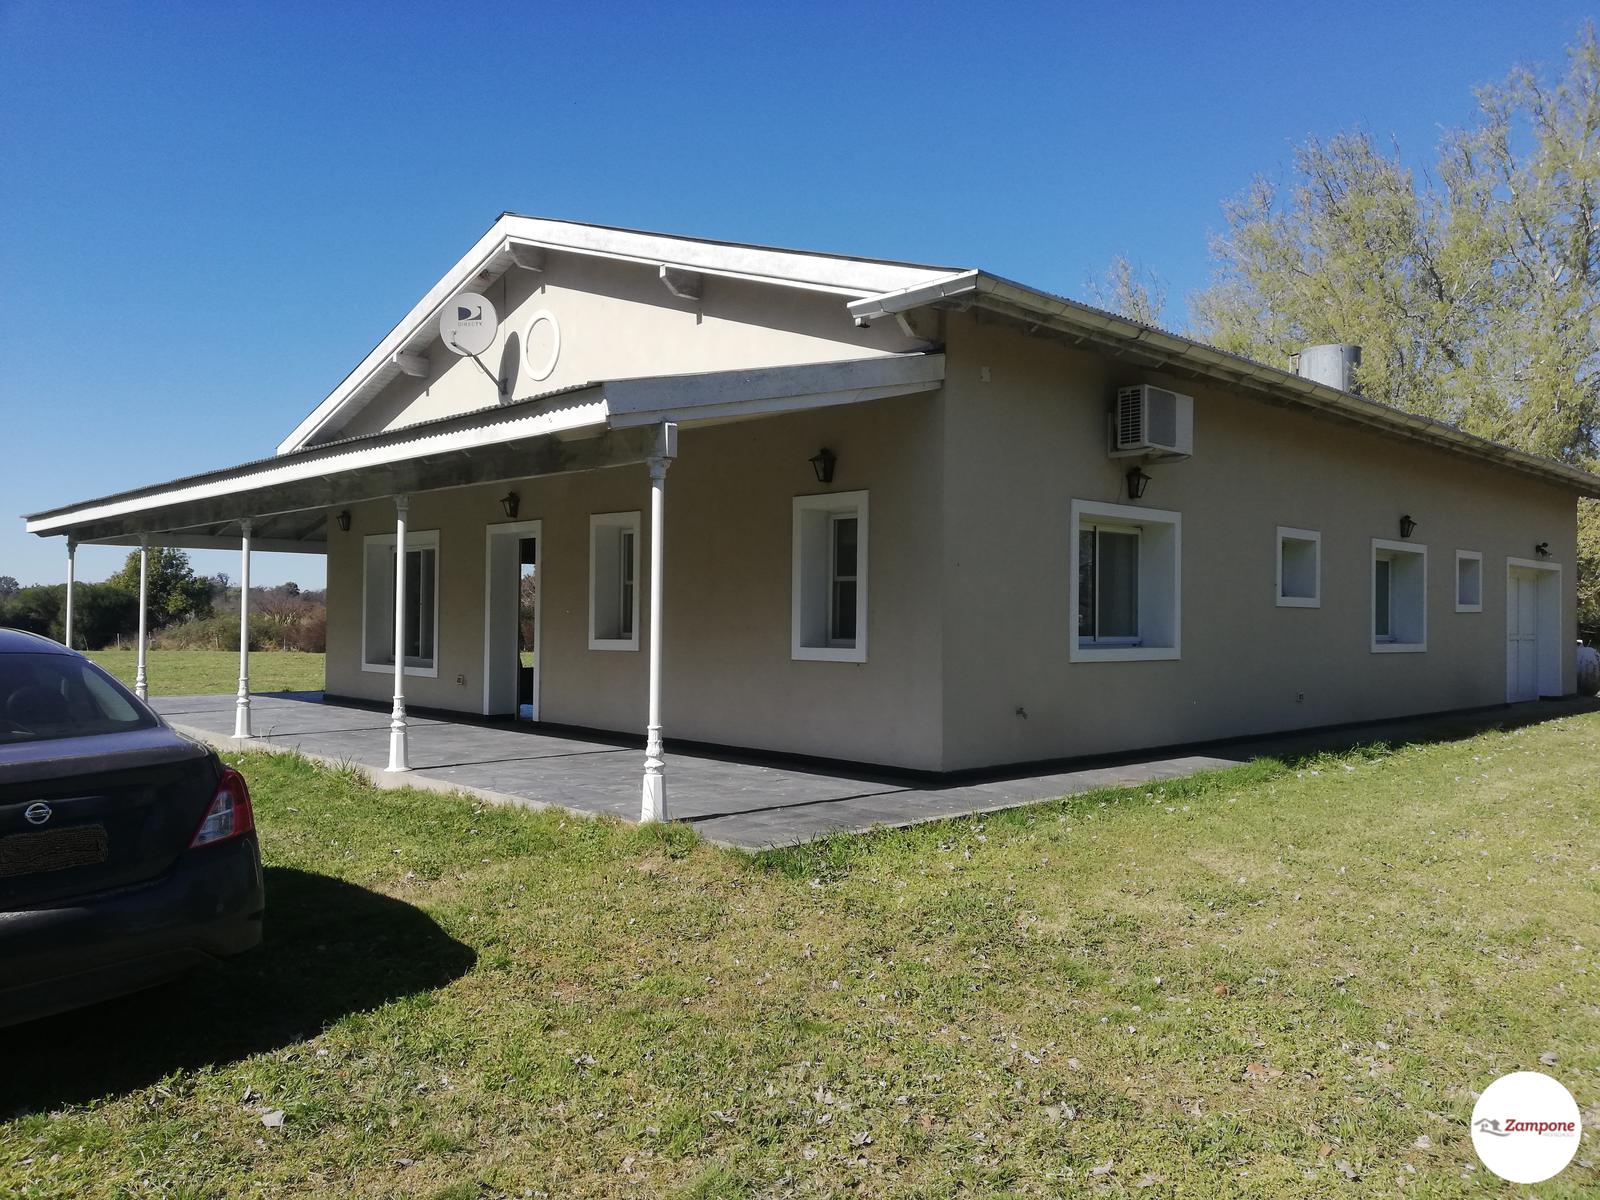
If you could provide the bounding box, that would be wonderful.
[1507,567,1539,702]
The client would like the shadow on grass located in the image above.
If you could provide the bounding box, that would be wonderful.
[0,866,475,1116]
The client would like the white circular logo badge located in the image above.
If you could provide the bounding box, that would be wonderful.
[439,292,498,356]
[1471,1071,1581,1184]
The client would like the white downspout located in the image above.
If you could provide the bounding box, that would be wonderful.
[639,423,678,823]
[234,520,253,739]
[63,538,76,649]
[134,535,149,701]
[388,495,411,772]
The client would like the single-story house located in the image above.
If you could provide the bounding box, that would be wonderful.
[23,214,1600,819]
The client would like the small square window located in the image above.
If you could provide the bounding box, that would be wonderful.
[1276,527,1321,607]
[793,491,868,662]
[1372,539,1427,652]
[1455,550,1483,612]
[589,512,641,650]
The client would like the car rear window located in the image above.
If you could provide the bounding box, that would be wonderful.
[0,653,156,745]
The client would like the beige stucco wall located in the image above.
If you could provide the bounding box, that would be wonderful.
[330,255,923,442]
[325,392,946,770]
[936,314,1579,771]
[322,298,1580,775]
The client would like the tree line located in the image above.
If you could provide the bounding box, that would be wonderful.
[0,549,325,652]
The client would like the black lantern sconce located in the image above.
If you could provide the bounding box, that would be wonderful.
[1126,467,1152,500]
[335,510,351,533]
[1536,541,1551,559]
[1399,514,1417,539]
[500,492,520,520]
[809,447,837,485]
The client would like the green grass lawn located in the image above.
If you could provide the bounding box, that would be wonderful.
[3,714,1599,1198]
[87,648,324,696]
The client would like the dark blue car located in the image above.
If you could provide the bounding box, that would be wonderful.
[0,628,263,1026]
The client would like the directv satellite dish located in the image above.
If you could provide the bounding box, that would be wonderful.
[440,292,498,357]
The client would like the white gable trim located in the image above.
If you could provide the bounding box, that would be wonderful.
[277,214,958,456]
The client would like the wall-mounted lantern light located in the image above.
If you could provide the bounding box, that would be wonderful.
[1536,541,1551,558]
[810,447,837,485]
[1126,467,1152,500]
[501,492,520,520]
[1399,514,1417,539]
[335,510,351,532]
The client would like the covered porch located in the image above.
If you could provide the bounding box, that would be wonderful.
[25,354,945,826]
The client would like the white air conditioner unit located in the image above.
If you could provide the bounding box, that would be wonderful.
[1110,384,1194,459]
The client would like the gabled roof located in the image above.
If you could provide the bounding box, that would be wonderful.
[277,213,963,455]
[278,212,1600,500]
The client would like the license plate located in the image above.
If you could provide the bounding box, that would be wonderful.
[0,825,109,877]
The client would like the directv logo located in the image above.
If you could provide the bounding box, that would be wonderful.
[456,305,483,323]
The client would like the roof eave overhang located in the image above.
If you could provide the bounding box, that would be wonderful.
[849,271,1600,500]
[25,354,946,543]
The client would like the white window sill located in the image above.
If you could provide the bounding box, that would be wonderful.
[1276,595,1321,608]
[1455,603,1483,614]
[362,662,440,677]
[793,644,866,664]
[1071,644,1179,663]
[589,638,639,652]
[1370,641,1426,654]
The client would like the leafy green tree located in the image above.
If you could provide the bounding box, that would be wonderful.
[0,576,18,598]
[73,583,138,650]
[106,547,214,628]
[1,585,63,641]
[1087,255,1168,328]
[1150,25,1600,633]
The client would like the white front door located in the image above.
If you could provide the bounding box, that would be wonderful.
[1507,566,1540,702]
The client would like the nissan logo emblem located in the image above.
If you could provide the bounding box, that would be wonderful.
[23,802,52,826]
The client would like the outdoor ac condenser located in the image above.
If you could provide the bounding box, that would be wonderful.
[1110,384,1194,459]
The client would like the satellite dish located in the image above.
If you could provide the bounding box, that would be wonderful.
[440,292,498,356]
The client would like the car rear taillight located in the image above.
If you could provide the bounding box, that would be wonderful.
[189,767,255,848]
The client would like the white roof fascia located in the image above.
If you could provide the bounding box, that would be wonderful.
[494,215,954,295]
[852,271,1600,499]
[278,215,958,456]
[27,354,945,538]
[28,396,608,536]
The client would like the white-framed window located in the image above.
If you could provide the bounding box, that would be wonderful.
[362,529,440,676]
[589,512,641,650]
[1276,526,1321,607]
[1372,538,1426,652]
[1455,549,1483,612]
[1070,499,1180,662]
[793,491,868,662]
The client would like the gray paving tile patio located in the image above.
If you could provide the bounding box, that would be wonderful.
[152,692,1597,850]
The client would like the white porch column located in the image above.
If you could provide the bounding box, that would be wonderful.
[640,423,678,823]
[63,539,76,649]
[388,495,411,772]
[134,535,150,701]
[234,521,253,739]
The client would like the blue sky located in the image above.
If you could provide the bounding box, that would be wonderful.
[1,1,1593,589]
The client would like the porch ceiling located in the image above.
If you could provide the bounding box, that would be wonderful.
[23,353,944,548]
